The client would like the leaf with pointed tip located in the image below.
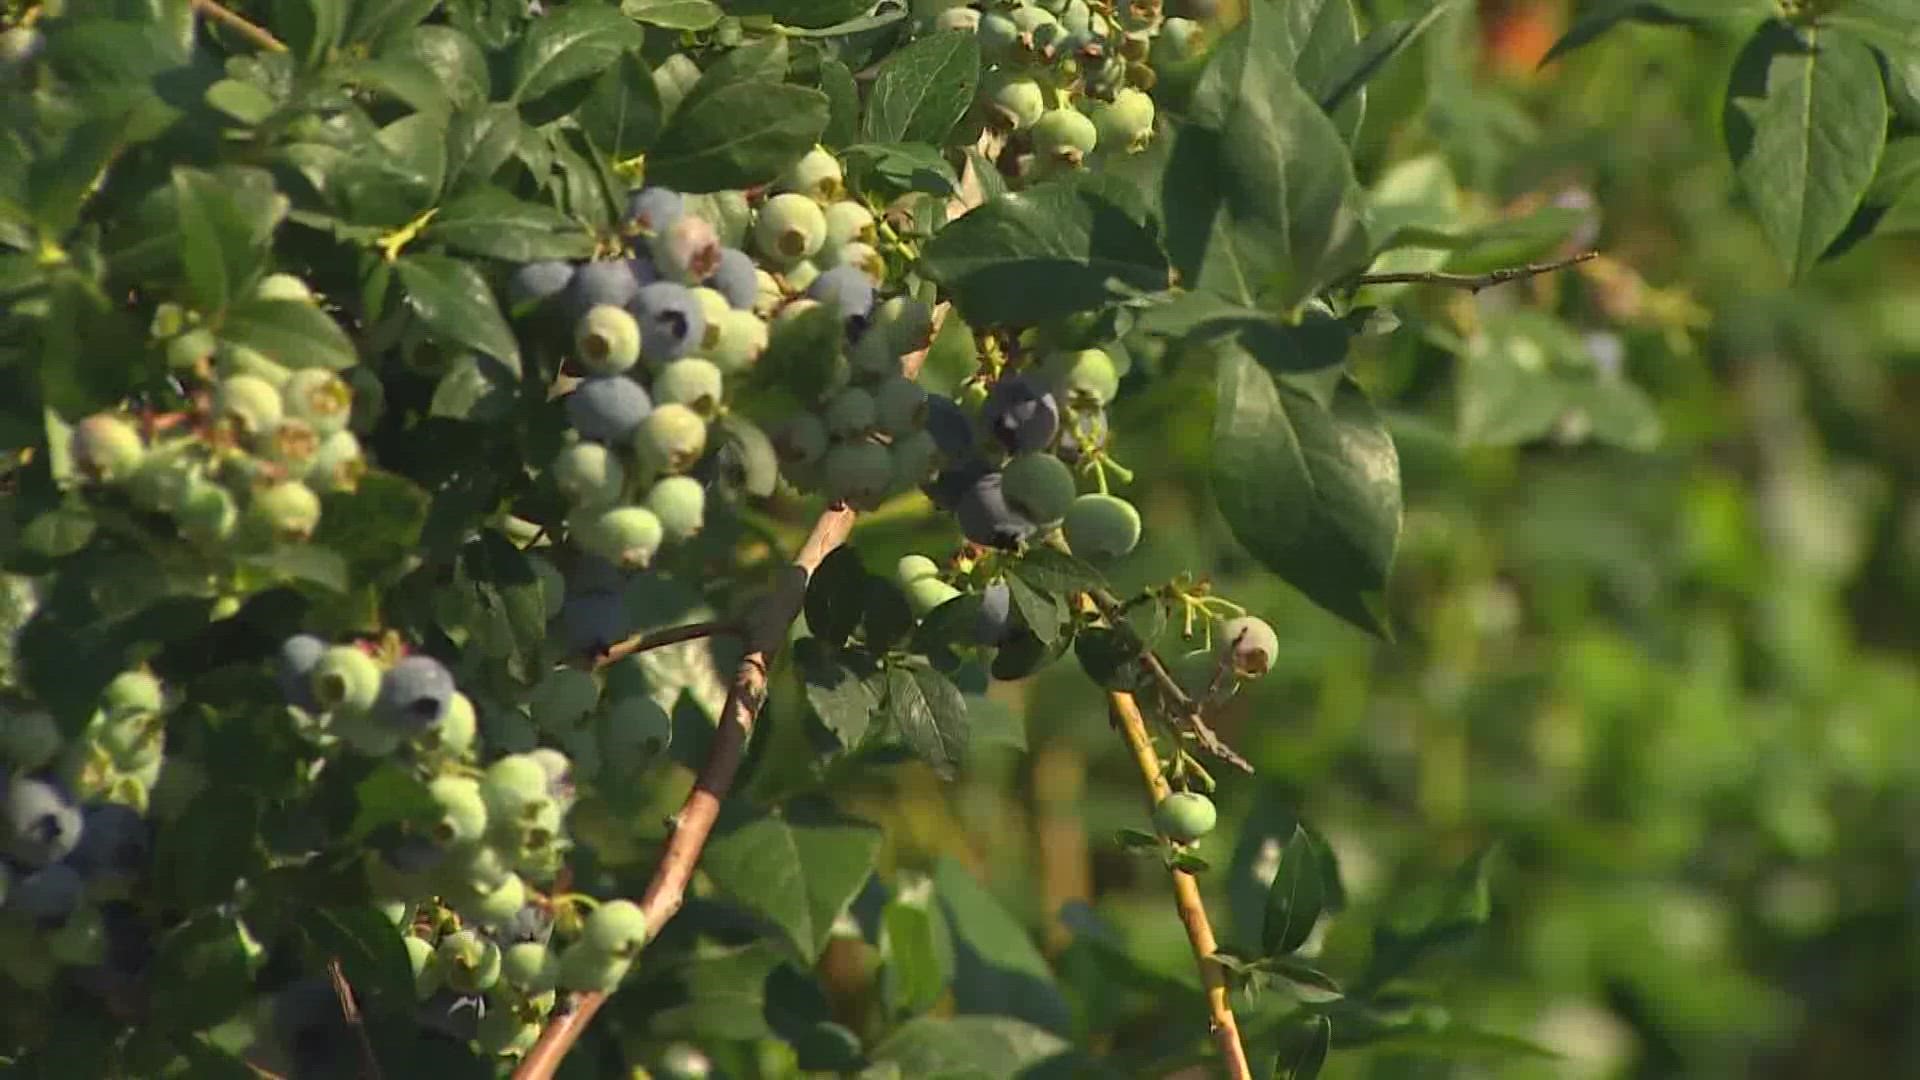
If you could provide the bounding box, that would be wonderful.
[702,802,882,962]
[862,31,980,146]
[394,254,521,369]
[1263,824,1325,956]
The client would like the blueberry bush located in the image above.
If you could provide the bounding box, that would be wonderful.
[2,0,1917,1078]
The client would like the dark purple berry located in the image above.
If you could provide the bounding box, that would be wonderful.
[567,261,641,314]
[923,457,993,512]
[705,247,758,311]
[631,281,706,362]
[566,375,652,443]
[924,396,975,458]
[974,581,1017,645]
[509,261,576,308]
[376,655,457,732]
[560,592,629,655]
[626,187,685,235]
[69,803,150,881]
[955,471,1038,549]
[983,375,1059,454]
[806,265,876,328]
[278,633,326,711]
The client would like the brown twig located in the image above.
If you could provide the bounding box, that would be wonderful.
[591,620,738,669]
[325,958,383,1080]
[513,506,858,1080]
[1108,690,1253,1080]
[191,0,288,52]
[1350,251,1598,293]
[1082,583,1252,774]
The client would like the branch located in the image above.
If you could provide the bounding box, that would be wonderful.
[1108,690,1252,1080]
[1350,250,1598,293]
[513,506,858,1080]
[191,0,288,52]
[325,958,382,1080]
[1084,584,1251,774]
[591,620,737,669]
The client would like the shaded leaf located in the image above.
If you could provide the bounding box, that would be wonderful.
[1263,825,1325,957]
[395,254,521,368]
[702,802,883,961]
[647,82,831,193]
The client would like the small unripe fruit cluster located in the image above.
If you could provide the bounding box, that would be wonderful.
[1154,791,1217,843]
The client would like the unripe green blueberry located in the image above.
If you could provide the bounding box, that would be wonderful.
[600,692,673,776]
[281,368,354,436]
[557,939,631,992]
[311,645,383,715]
[71,414,146,483]
[166,328,218,373]
[753,268,784,318]
[530,667,600,732]
[101,669,163,719]
[822,441,892,507]
[437,929,503,993]
[905,576,962,617]
[216,344,291,389]
[1153,791,1217,843]
[633,402,709,474]
[583,898,649,957]
[218,374,284,439]
[1153,17,1208,67]
[651,358,725,416]
[822,201,877,255]
[575,305,643,375]
[934,7,981,31]
[890,430,940,491]
[1045,347,1120,407]
[1088,87,1156,154]
[482,753,552,822]
[416,690,477,757]
[778,146,845,204]
[985,72,1047,131]
[776,413,829,468]
[783,258,822,294]
[645,475,706,542]
[429,776,490,845]
[578,505,665,569]
[1218,615,1279,678]
[873,376,928,436]
[872,295,936,357]
[262,417,322,478]
[0,710,62,772]
[1001,453,1079,527]
[701,309,769,374]
[0,26,44,68]
[978,12,1021,61]
[308,430,366,493]
[553,441,626,508]
[174,477,239,543]
[476,1002,541,1056]
[829,242,886,286]
[754,192,828,265]
[1031,107,1098,170]
[824,387,877,439]
[1063,493,1140,561]
[249,479,322,542]
[502,941,560,996]
[254,272,315,304]
[896,554,941,586]
[404,935,440,999]
[465,871,527,928]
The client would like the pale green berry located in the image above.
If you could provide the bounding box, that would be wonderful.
[986,72,1047,131]
[475,1005,541,1057]
[582,898,649,957]
[530,667,600,732]
[822,442,892,507]
[753,268,784,318]
[824,387,877,439]
[754,193,828,264]
[822,201,877,255]
[71,414,146,483]
[889,430,940,492]
[166,328,217,373]
[645,475,706,542]
[1218,616,1279,678]
[829,242,885,286]
[778,146,845,204]
[896,554,940,585]
[308,430,366,493]
[249,480,322,541]
[262,418,322,478]
[481,754,552,822]
[417,690,477,757]
[428,776,490,845]
[1031,108,1098,170]
[1045,347,1120,407]
[906,576,962,617]
[651,358,725,416]
[1063,493,1140,561]
[502,941,560,996]
[464,871,526,928]
[405,936,440,999]
[310,645,383,715]
[438,929,503,992]
[702,309,769,374]
[1154,791,1217,843]
[218,374,284,438]
[873,376,928,436]
[1088,87,1156,154]
[553,441,626,508]
[254,273,315,304]
[578,505,665,569]
[175,477,239,543]
[783,258,821,294]
[216,344,291,389]
[558,939,631,992]
[688,287,732,356]
[1002,452,1078,527]
[281,368,353,436]
[575,305,642,376]
[634,403,708,474]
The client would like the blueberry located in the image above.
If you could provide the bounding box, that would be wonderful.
[68,803,150,881]
[1154,791,1217,843]
[923,396,976,458]
[651,214,723,282]
[566,554,628,597]
[566,375,652,443]
[509,260,576,308]
[1063,493,1141,561]
[975,581,1017,645]
[12,862,83,926]
[806,265,877,330]
[705,247,758,310]
[1055,408,1109,465]
[923,457,993,511]
[626,186,685,235]
[955,471,1038,549]
[631,281,707,362]
[376,655,457,732]
[277,633,327,711]
[561,592,631,656]
[1000,452,1078,526]
[982,375,1060,453]
[4,775,83,867]
[1031,107,1098,170]
[567,260,641,313]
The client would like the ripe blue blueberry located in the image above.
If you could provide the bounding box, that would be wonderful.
[807,265,877,330]
[924,457,993,511]
[983,374,1060,453]
[509,260,576,308]
[567,260,641,313]
[69,803,150,882]
[3,775,83,866]
[626,186,685,235]
[632,281,707,362]
[566,375,652,444]
[12,862,84,926]
[974,581,1018,645]
[376,654,457,732]
[705,247,759,311]
[560,592,630,656]
[956,470,1039,549]
[278,633,327,711]
[923,395,976,458]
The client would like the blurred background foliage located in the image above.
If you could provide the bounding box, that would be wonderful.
[827,2,1920,1077]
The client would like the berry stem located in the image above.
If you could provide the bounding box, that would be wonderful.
[191,0,287,53]
[1348,250,1598,293]
[591,620,739,669]
[1108,689,1253,1080]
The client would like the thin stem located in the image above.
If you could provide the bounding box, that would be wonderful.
[513,506,858,1080]
[592,620,738,669]
[325,958,383,1080]
[1349,250,1598,293]
[1081,581,1253,774]
[1108,690,1253,1080]
[191,0,287,52]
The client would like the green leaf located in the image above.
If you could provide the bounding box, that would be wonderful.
[862,31,980,146]
[1210,350,1400,636]
[932,857,1073,1036]
[881,888,956,1017]
[1003,573,1062,647]
[867,1016,1071,1078]
[395,254,522,368]
[1073,627,1145,691]
[219,298,359,372]
[922,181,1170,326]
[380,25,491,110]
[172,166,276,312]
[796,637,877,748]
[272,0,350,70]
[622,0,724,30]
[1724,23,1887,278]
[840,142,960,198]
[1312,2,1458,119]
[1275,0,1365,143]
[818,57,860,148]
[1263,825,1325,957]
[313,470,432,577]
[885,665,968,779]
[1166,2,1370,311]
[36,272,144,419]
[1456,309,1661,452]
[577,52,666,161]
[303,905,418,1005]
[444,104,524,196]
[511,4,647,108]
[429,352,520,422]
[349,761,438,839]
[237,546,350,594]
[724,0,872,29]
[1362,845,1498,991]
[424,188,596,262]
[148,914,259,1033]
[646,81,830,193]
[344,0,440,49]
[21,503,95,559]
[756,299,845,399]
[806,547,869,648]
[1543,0,1769,64]
[154,790,259,909]
[1274,1015,1332,1080]
[701,802,883,961]
[863,577,917,652]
